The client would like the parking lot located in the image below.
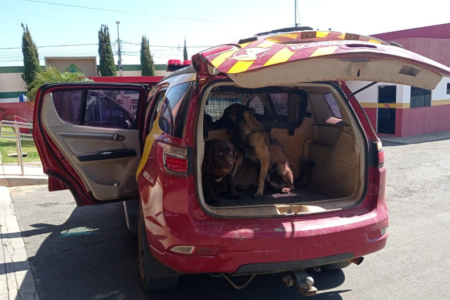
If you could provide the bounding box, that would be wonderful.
[3,139,450,300]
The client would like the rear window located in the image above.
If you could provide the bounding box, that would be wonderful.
[204,90,305,123]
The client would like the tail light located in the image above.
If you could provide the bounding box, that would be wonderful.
[156,142,188,174]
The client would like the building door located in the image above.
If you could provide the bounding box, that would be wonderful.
[377,85,396,135]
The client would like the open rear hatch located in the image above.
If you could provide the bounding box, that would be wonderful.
[193,30,450,218]
[193,30,450,90]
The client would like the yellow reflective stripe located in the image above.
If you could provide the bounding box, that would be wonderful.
[338,33,345,39]
[136,114,163,178]
[210,49,239,68]
[264,47,295,67]
[316,31,329,38]
[368,39,382,44]
[239,42,251,48]
[277,33,298,39]
[310,46,338,57]
[227,61,254,74]
[257,40,276,48]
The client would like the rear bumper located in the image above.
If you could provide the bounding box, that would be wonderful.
[148,205,389,274]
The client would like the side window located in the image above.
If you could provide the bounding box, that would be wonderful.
[270,94,288,116]
[146,91,166,136]
[158,82,191,137]
[324,93,342,119]
[53,89,140,129]
[247,96,264,115]
[205,93,241,122]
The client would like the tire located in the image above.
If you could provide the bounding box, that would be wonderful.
[138,205,179,292]
[320,261,351,270]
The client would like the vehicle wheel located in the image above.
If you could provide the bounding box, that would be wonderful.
[320,261,351,270]
[138,205,179,291]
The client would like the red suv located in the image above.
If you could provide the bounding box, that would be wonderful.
[33,28,450,295]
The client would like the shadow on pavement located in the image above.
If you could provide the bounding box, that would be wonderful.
[14,198,349,299]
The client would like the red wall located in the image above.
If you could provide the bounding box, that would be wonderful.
[397,105,450,137]
[363,105,450,137]
[372,23,450,41]
[379,38,450,67]
[0,102,34,122]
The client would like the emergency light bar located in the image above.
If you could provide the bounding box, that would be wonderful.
[166,59,192,72]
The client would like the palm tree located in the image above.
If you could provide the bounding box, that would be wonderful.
[27,66,92,102]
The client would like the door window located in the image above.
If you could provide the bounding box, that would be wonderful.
[53,89,140,129]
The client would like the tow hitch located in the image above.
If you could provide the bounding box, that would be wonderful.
[283,270,318,296]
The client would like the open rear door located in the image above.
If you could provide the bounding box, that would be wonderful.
[33,83,147,206]
[193,30,450,90]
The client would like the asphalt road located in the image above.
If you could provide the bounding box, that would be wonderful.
[8,139,450,300]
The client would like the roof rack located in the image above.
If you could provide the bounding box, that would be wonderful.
[255,26,314,36]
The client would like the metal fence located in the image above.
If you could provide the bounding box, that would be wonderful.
[0,120,34,176]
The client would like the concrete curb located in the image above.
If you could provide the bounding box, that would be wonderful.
[380,131,450,145]
[0,176,48,187]
[0,186,40,300]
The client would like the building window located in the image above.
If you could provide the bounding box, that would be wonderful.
[447,83,450,94]
[410,87,431,108]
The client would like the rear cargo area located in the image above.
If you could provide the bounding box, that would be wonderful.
[196,82,367,217]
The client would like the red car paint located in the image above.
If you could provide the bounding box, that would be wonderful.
[39,28,450,281]
[131,79,388,274]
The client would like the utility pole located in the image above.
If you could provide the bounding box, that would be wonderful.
[294,0,300,27]
[116,21,122,76]
[295,0,297,27]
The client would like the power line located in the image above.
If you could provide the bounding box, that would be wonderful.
[24,0,216,22]
[24,0,148,16]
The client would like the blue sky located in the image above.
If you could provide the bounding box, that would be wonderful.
[1,0,450,66]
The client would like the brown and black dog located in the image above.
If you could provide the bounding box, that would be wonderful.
[202,139,241,205]
[220,103,294,198]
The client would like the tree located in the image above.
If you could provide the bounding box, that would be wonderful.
[27,66,92,102]
[140,36,155,76]
[98,25,116,76]
[21,23,41,90]
[183,37,188,61]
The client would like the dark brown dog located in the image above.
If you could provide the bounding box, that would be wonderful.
[220,103,294,198]
[202,139,241,205]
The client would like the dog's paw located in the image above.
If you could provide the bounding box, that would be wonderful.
[230,194,241,200]
[281,188,290,194]
[205,198,220,206]
[254,192,262,198]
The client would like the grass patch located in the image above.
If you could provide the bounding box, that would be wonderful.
[0,126,41,164]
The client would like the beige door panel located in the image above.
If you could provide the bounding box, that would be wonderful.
[63,138,126,155]
[42,93,141,201]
